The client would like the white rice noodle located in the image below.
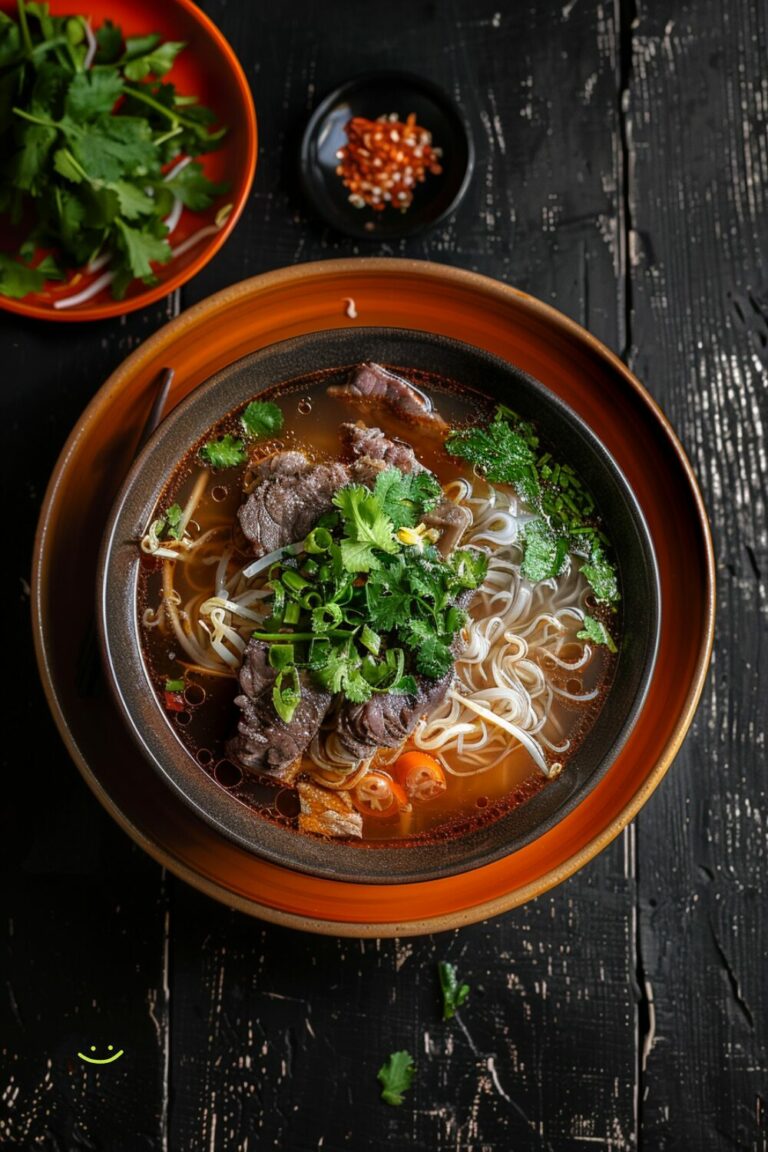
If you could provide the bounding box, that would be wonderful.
[411,479,601,781]
[162,562,219,668]
[178,470,209,538]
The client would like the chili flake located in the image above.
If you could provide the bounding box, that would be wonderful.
[335,113,443,212]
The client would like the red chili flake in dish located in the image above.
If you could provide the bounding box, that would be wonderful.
[335,113,443,212]
[163,690,186,713]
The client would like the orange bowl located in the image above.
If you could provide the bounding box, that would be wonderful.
[32,259,715,935]
[0,0,256,321]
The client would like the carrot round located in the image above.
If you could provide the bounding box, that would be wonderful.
[392,752,447,803]
[352,771,409,819]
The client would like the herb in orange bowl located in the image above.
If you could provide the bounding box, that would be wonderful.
[0,0,256,320]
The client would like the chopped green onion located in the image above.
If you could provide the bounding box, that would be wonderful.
[268,644,295,671]
[165,678,185,692]
[304,526,332,554]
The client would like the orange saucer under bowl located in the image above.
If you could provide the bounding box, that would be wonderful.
[32,259,715,936]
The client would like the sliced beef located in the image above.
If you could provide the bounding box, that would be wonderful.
[237,451,349,558]
[329,363,447,428]
[297,779,363,839]
[336,672,453,762]
[227,640,332,778]
[423,498,472,556]
[341,421,424,479]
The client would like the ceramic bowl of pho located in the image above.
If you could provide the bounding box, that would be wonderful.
[97,328,660,884]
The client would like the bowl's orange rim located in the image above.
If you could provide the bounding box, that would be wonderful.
[0,0,257,323]
[31,258,716,935]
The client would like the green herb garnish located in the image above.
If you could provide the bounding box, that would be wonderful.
[445,405,620,622]
[377,1051,415,1107]
[250,467,488,723]
[164,502,184,540]
[438,960,470,1020]
[241,400,284,440]
[577,614,617,653]
[164,678,185,692]
[0,3,229,301]
[199,434,246,469]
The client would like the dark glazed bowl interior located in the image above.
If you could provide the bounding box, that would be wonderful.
[299,72,474,240]
[98,328,660,884]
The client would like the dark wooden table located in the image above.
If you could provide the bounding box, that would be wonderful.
[3,2,766,1148]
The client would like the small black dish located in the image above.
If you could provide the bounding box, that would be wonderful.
[299,71,474,240]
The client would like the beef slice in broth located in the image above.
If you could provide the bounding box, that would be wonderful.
[329,363,448,429]
[238,451,350,557]
[227,639,332,779]
[336,672,454,763]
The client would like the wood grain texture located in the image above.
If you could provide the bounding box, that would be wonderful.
[0,304,178,1149]
[1,0,763,1148]
[627,2,768,1149]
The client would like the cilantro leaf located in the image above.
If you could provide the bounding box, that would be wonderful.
[95,20,123,64]
[68,114,157,183]
[114,217,171,280]
[199,434,246,469]
[333,485,398,570]
[0,252,48,297]
[365,560,413,631]
[65,70,123,119]
[164,502,184,540]
[438,961,470,1020]
[448,548,488,590]
[10,121,57,193]
[166,159,230,211]
[378,1051,415,1107]
[581,544,620,604]
[412,633,454,679]
[373,467,442,529]
[123,39,184,81]
[577,614,618,652]
[240,400,284,439]
[521,520,569,582]
[445,412,541,505]
[110,179,155,219]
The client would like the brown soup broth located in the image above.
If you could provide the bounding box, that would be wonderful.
[138,367,619,844]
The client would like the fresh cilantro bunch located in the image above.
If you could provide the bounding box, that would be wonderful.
[446,404,620,647]
[252,466,488,723]
[0,1,229,300]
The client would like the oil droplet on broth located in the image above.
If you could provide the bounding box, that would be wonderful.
[297,398,312,415]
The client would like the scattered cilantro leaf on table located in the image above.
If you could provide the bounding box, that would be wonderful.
[378,1051,415,1106]
[438,961,470,1020]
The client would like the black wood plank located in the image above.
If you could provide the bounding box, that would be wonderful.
[168,3,639,1150]
[626,2,768,1149]
[0,307,175,1148]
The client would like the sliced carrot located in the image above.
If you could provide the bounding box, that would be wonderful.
[392,751,447,803]
[352,771,409,819]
